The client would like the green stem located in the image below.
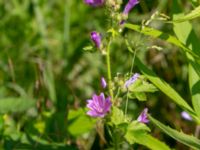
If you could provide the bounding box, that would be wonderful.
[114,87,120,100]
[124,48,137,117]
[106,40,114,100]
[195,125,200,138]
[63,0,70,57]
[113,129,120,150]
[124,90,129,118]
[33,0,49,55]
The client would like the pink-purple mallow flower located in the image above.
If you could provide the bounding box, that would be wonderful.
[124,73,140,88]
[91,31,102,48]
[181,111,192,121]
[84,0,104,7]
[86,93,112,118]
[123,0,139,15]
[101,77,107,89]
[137,108,149,123]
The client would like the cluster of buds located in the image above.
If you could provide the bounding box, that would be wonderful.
[106,0,122,11]
[86,0,140,49]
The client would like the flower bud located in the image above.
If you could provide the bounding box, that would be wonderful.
[90,31,102,48]
[123,0,139,15]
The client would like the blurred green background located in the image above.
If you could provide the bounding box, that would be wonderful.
[0,0,199,149]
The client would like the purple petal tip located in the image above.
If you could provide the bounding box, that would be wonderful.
[90,31,102,48]
[137,108,149,124]
[84,0,104,7]
[86,93,112,118]
[123,0,139,15]
[101,77,107,88]
[124,73,140,88]
[181,111,192,121]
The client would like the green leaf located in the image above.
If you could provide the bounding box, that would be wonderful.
[189,0,199,6]
[67,109,96,137]
[11,134,77,150]
[0,97,35,114]
[124,23,199,59]
[128,92,147,101]
[135,92,147,101]
[149,115,200,150]
[43,61,57,104]
[133,56,200,123]
[128,79,157,101]
[125,40,197,119]
[7,83,27,97]
[129,80,158,93]
[125,121,150,144]
[83,45,94,51]
[172,5,200,23]
[125,121,170,150]
[128,93,136,99]
[136,134,171,150]
[111,107,126,125]
[172,1,200,120]
[188,62,200,119]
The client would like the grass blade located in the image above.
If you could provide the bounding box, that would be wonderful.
[149,115,200,150]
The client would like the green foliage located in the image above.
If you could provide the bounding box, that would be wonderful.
[172,5,200,23]
[149,115,200,149]
[111,107,126,125]
[129,79,157,93]
[172,0,200,120]
[125,23,200,122]
[0,97,35,114]
[124,23,200,59]
[83,46,95,52]
[134,56,199,120]
[128,76,157,101]
[0,0,200,149]
[125,121,170,150]
[67,109,96,137]
[43,61,57,105]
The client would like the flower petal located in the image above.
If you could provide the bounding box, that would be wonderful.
[137,108,149,123]
[104,97,112,112]
[101,77,107,88]
[86,93,112,118]
[123,0,139,14]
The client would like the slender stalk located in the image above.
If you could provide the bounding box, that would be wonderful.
[195,125,200,138]
[124,48,137,117]
[63,0,70,57]
[33,0,49,55]
[114,87,120,100]
[106,40,114,100]
[8,57,15,83]
[124,91,129,118]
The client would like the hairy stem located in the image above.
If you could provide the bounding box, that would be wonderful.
[106,40,114,100]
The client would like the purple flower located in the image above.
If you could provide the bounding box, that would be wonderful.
[84,0,104,7]
[90,31,102,48]
[101,77,107,89]
[181,111,192,121]
[123,0,139,15]
[137,108,149,123]
[124,73,140,88]
[86,93,112,118]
